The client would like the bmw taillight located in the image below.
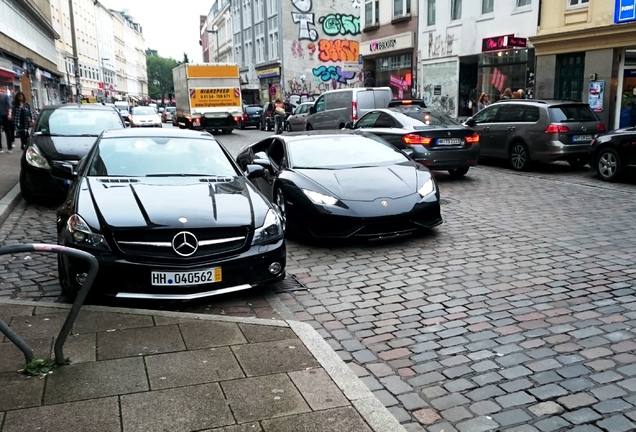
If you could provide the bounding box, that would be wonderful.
[242,113,247,120]
[597,123,606,133]
[403,134,432,145]
[352,101,358,121]
[545,124,570,133]
[465,133,480,144]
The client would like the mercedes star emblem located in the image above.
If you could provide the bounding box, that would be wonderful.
[380,200,389,207]
[172,231,199,257]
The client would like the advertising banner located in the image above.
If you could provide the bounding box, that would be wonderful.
[190,88,241,108]
[615,0,636,23]
[588,81,604,112]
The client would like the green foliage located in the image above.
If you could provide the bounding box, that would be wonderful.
[147,54,179,101]
[22,357,69,377]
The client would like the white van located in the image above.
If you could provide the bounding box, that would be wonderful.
[304,87,392,130]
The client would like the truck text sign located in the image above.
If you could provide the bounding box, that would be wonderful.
[190,88,241,108]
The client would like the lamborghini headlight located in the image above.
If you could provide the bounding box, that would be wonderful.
[67,214,109,249]
[25,145,51,169]
[302,189,338,206]
[252,209,283,245]
[418,178,436,198]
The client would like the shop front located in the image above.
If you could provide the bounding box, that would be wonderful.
[256,65,281,103]
[360,32,415,99]
[476,34,533,103]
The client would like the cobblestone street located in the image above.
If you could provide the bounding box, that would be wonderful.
[1,157,636,431]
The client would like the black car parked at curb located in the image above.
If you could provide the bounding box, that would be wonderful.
[20,103,126,204]
[590,126,636,182]
[55,128,286,300]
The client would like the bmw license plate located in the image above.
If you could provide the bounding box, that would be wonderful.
[572,135,593,143]
[151,268,222,286]
[437,138,462,145]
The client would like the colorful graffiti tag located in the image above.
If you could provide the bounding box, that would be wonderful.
[319,14,360,36]
[318,39,359,62]
[292,0,318,41]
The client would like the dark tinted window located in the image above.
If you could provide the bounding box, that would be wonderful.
[549,105,598,122]
[356,112,381,128]
[246,106,262,113]
[472,105,500,123]
[327,92,351,110]
[374,113,396,128]
[498,105,526,122]
[522,106,540,122]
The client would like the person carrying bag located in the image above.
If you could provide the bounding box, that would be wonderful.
[11,91,34,152]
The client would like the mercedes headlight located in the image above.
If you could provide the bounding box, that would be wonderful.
[67,214,109,250]
[418,178,436,198]
[252,209,283,245]
[302,189,338,206]
[25,145,51,169]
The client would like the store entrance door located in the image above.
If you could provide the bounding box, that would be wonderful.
[619,66,636,129]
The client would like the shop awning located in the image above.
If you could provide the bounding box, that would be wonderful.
[0,67,15,80]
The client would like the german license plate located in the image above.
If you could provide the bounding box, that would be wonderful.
[572,135,593,142]
[151,268,222,286]
[437,138,462,145]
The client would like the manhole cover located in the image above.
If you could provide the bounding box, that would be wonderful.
[272,275,308,293]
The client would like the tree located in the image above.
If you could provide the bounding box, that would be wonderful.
[146,54,179,102]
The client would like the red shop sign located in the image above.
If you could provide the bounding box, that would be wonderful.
[482,34,527,53]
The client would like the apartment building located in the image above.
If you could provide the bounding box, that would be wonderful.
[419,0,539,118]
[530,0,636,129]
[0,0,60,107]
[228,0,362,106]
[359,0,419,99]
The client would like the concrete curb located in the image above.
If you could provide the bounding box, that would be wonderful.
[0,298,405,431]
[0,183,21,226]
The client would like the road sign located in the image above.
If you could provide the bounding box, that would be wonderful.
[269,85,277,96]
[358,54,363,64]
[342,62,359,72]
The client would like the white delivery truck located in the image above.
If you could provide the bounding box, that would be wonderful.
[172,63,243,134]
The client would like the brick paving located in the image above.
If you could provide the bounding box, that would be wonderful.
[1,160,636,431]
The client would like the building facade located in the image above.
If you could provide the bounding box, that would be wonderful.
[530,0,636,130]
[419,0,539,117]
[0,0,61,108]
[229,0,363,107]
[359,0,418,99]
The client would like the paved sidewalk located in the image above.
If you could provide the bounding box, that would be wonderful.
[0,299,405,432]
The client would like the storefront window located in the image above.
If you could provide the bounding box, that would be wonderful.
[477,49,531,102]
[375,53,413,99]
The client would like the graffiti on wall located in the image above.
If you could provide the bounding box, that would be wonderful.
[318,40,359,62]
[287,0,362,97]
[428,32,455,58]
[319,14,360,36]
[292,0,319,41]
[421,84,456,115]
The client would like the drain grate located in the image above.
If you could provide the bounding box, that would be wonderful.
[272,275,309,293]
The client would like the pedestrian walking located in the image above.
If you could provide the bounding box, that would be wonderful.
[11,91,34,152]
[0,88,13,152]
[501,88,513,100]
[274,98,286,133]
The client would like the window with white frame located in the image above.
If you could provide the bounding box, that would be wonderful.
[269,30,278,59]
[255,0,263,22]
[267,0,277,16]
[427,0,436,25]
[568,0,588,6]
[516,0,531,6]
[451,0,462,20]
[365,0,379,26]
[256,37,264,63]
[482,0,493,14]
[393,0,411,17]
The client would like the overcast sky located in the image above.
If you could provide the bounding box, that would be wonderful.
[99,0,206,62]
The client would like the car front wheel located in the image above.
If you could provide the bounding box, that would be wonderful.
[510,142,531,171]
[596,147,621,182]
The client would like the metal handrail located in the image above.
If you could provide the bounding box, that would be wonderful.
[0,244,99,365]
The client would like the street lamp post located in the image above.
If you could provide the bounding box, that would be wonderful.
[68,0,81,103]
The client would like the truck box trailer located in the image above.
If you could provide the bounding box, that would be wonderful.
[172,63,243,134]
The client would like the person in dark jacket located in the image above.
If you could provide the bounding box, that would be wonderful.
[0,89,13,152]
[11,91,34,152]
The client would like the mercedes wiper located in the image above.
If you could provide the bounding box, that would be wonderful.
[145,173,210,177]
